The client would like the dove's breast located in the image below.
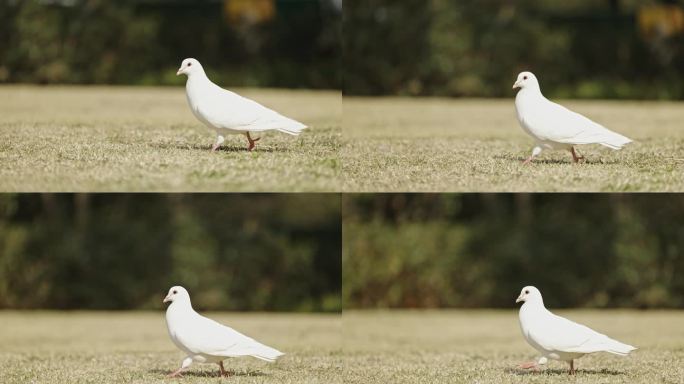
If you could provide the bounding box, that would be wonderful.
[514,93,539,139]
[165,307,196,355]
[519,305,553,355]
[185,89,214,128]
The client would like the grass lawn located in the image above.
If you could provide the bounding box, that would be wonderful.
[343,97,684,191]
[343,310,684,384]
[0,86,340,192]
[0,311,341,384]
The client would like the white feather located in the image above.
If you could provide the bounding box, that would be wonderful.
[517,286,636,364]
[178,58,307,139]
[513,71,632,160]
[164,286,283,373]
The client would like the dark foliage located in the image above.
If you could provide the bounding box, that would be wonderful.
[0,194,341,312]
[0,0,341,89]
[344,1,684,99]
[344,194,684,309]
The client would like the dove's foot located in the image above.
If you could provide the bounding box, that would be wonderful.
[167,369,184,378]
[570,147,585,163]
[519,361,539,370]
[219,361,234,377]
[523,146,542,164]
[247,139,260,151]
[212,135,225,151]
[246,133,261,151]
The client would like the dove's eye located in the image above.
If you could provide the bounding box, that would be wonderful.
[173,290,177,294]
[523,76,528,80]
[187,63,192,67]
[525,290,529,294]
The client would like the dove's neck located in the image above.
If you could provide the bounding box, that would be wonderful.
[516,84,544,102]
[186,68,213,89]
[165,299,199,338]
[166,298,195,319]
[519,299,548,321]
[185,70,218,103]
[515,86,547,122]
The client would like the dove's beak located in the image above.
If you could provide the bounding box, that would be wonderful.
[163,294,172,303]
[515,294,524,303]
[512,81,521,89]
[176,68,183,76]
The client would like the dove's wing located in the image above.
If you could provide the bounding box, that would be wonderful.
[528,100,631,149]
[530,312,635,355]
[198,84,306,135]
[176,313,284,362]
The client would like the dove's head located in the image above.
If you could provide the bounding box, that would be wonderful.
[512,71,539,91]
[516,286,543,305]
[177,58,202,77]
[163,286,190,304]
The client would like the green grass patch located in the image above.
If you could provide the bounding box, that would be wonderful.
[0,311,341,384]
[342,97,684,191]
[342,310,684,383]
[0,86,340,192]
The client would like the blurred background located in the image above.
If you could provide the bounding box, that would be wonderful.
[0,194,341,312]
[0,0,341,88]
[344,0,684,99]
[343,194,684,309]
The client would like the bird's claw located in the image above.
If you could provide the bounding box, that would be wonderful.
[247,137,261,151]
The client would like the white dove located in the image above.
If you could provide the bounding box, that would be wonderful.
[163,286,284,377]
[516,286,636,375]
[512,71,632,164]
[176,58,307,151]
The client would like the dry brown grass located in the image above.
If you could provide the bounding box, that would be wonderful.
[343,310,684,383]
[0,86,340,192]
[343,97,684,191]
[0,311,341,384]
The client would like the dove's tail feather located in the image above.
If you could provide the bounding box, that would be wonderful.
[597,130,632,150]
[571,337,637,356]
[217,342,284,362]
[241,115,307,135]
[602,339,637,356]
[248,343,285,363]
[275,118,307,136]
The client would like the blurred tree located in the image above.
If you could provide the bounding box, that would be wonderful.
[343,194,684,309]
[343,0,432,95]
[0,0,340,89]
[10,1,66,83]
[0,194,341,312]
[344,0,684,99]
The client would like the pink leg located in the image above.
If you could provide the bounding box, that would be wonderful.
[570,147,585,163]
[522,156,534,165]
[519,361,539,370]
[219,361,233,377]
[211,143,220,151]
[246,132,261,151]
[167,368,184,378]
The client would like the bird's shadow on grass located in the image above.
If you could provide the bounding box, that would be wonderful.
[494,155,620,165]
[148,368,267,378]
[504,367,625,376]
[151,143,288,153]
